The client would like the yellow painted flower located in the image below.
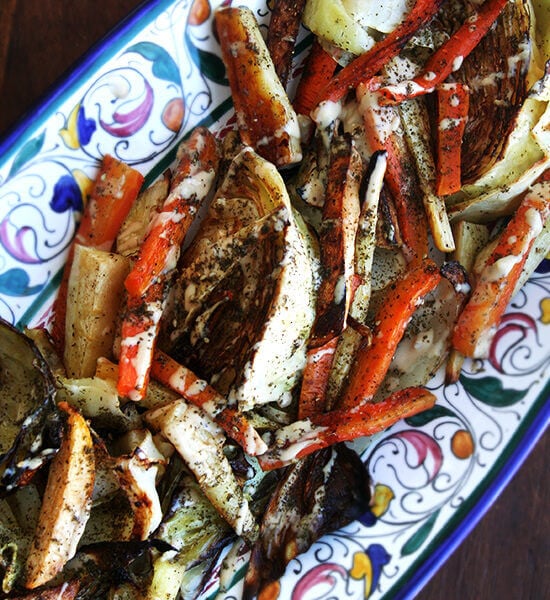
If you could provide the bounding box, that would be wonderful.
[71,169,94,208]
[541,297,550,324]
[60,104,81,149]
[370,484,394,518]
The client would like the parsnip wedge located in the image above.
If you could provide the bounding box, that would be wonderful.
[65,245,131,378]
[215,6,302,167]
[24,402,95,589]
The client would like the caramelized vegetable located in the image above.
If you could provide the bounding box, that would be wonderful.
[51,155,143,354]
[118,128,220,401]
[452,179,550,357]
[244,444,371,598]
[24,402,95,589]
[0,318,60,494]
[317,0,444,105]
[378,0,509,104]
[435,83,470,196]
[215,6,302,166]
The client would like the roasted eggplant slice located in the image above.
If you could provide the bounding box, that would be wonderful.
[244,444,371,599]
[0,319,61,495]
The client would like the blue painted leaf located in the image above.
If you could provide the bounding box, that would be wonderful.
[459,374,529,407]
[126,42,181,85]
[405,404,458,427]
[184,29,227,85]
[0,269,44,296]
[401,510,440,556]
[8,132,45,178]
[535,257,550,274]
[50,174,83,213]
[77,106,96,146]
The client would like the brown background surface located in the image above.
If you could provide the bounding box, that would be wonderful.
[1,1,548,598]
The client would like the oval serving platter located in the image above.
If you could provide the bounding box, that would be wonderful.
[0,1,549,599]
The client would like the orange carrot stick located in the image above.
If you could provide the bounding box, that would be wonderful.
[341,258,441,409]
[124,127,219,298]
[378,0,507,104]
[151,350,268,456]
[117,281,165,401]
[357,78,429,263]
[435,83,470,196]
[259,386,436,469]
[317,0,444,105]
[117,128,220,401]
[452,181,550,358]
[51,155,143,353]
[293,38,338,116]
[298,337,339,419]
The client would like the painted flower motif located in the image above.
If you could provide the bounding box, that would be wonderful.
[393,430,443,483]
[451,429,475,459]
[187,0,211,25]
[99,78,154,138]
[488,312,538,373]
[291,545,391,600]
[60,103,96,149]
[0,268,44,296]
[349,546,391,598]
[359,483,394,527]
[50,174,83,213]
[541,297,550,324]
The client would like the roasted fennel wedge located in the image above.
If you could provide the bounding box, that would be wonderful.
[161,148,319,411]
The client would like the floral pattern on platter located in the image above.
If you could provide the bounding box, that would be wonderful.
[0,0,255,325]
[0,1,548,600]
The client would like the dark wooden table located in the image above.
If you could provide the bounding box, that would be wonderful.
[1,1,548,598]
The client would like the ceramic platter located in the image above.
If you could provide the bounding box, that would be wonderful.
[0,1,548,598]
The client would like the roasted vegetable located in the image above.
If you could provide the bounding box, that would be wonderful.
[244,444,371,599]
[146,472,234,600]
[0,319,61,495]
[161,148,319,412]
[24,402,95,589]
[64,245,131,378]
[215,6,302,167]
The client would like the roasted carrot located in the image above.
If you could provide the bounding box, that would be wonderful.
[340,258,441,409]
[124,127,219,298]
[117,281,165,401]
[435,83,470,196]
[452,180,550,358]
[151,349,267,456]
[293,38,338,117]
[259,386,436,469]
[51,155,143,354]
[298,338,340,419]
[378,0,508,104]
[317,0,444,105]
[297,135,362,418]
[117,128,220,401]
[357,78,429,263]
[266,0,307,87]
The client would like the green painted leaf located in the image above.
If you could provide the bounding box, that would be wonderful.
[184,30,227,85]
[126,42,181,85]
[8,132,45,178]
[0,269,44,297]
[405,404,458,427]
[401,510,440,556]
[459,374,529,407]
